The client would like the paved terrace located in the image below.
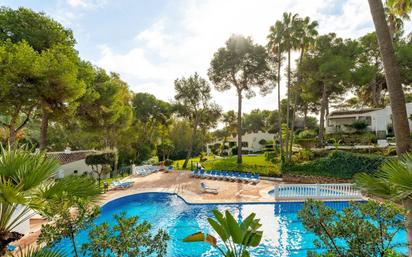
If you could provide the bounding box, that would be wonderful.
[16,170,278,249]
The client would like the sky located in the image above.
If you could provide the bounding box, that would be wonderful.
[1,0,411,113]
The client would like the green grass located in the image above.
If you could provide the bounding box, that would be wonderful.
[173,155,280,177]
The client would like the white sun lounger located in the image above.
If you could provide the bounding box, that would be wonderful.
[200,182,218,194]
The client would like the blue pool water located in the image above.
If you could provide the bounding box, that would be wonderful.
[53,192,407,256]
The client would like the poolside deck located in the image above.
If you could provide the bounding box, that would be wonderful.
[100,170,277,205]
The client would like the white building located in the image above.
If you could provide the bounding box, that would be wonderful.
[326,103,412,137]
[206,131,275,155]
[47,149,101,178]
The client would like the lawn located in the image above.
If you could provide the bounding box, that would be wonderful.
[173,155,280,177]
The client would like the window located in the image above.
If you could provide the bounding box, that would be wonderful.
[241,142,248,147]
[73,170,78,174]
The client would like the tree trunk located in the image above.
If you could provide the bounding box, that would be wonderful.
[183,116,199,168]
[285,49,291,160]
[277,51,283,159]
[8,117,17,147]
[237,89,243,164]
[368,0,411,154]
[319,84,328,147]
[303,104,308,129]
[39,111,49,151]
[288,48,305,161]
[403,198,412,256]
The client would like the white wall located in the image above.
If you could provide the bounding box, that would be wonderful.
[59,159,101,178]
[242,132,275,152]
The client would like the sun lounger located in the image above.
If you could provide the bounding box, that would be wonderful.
[111,180,134,189]
[200,182,218,194]
[198,170,205,178]
[191,169,199,177]
[250,173,260,184]
[226,171,233,181]
[239,172,249,182]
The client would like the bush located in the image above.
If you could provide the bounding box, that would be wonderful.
[164,159,173,166]
[325,133,377,146]
[296,129,317,139]
[282,151,386,179]
[348,120,369,132]
[264,151,277,162]
[295,138,317,149]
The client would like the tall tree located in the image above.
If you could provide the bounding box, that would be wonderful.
[37,45,85,150]
[174,73,221,168]
[132,93,172,163]
[77,69,133,149]
[280,13,299,160]
[208,35,273,164]
[267,20,285,158]
[368,0,411,154]
[299,34,356,146]
[0,7,75,52]
[288,16,318,160]
[0,40,40,146]
[0,7,81,150]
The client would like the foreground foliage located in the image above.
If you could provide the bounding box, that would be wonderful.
[81,212,170,257]
[298,200,405,257]
[0,146,99,256]
[355,152,412,255]
[38,197,100,257]
[183,210,263,257]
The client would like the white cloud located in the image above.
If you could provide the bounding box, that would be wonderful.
[66,0,106,8]
[94,0,408,114]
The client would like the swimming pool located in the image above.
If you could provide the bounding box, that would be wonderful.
[53,192,407,256]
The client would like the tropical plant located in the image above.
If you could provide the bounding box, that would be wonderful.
[0,145,100,256]
[81,212,170,257]
[7,246,66,257]
[183,210,263,257]
[208,35,273,164]
[368,0,411,154]
[299,199,405,257]
[355,152,412,255]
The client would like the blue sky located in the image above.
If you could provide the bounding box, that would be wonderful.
[1,0,410,113]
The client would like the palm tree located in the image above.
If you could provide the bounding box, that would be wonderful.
[0,145,100,255]
[280,12,299,161]
[368,0,411,154]
[9,246,66,257]
[385,0,411,39]
[267,21,285,159]
[288,17,318,160]
[355,153,412,255]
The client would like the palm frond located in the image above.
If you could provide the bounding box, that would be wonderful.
[8,246,66,257]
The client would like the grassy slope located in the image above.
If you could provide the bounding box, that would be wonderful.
[173,155,280,177]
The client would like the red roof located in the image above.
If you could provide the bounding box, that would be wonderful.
[47,150,98,165]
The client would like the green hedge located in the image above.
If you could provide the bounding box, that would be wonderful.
[282,151,386,179]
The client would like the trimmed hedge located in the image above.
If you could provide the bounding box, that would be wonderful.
[282,151,386,179]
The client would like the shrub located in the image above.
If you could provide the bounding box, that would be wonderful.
[164,159,173,166]
[264,151,277,162]
[296,129,317,139]
[295,138,317,149]
[347,120,369,132]
[282,151,386,179]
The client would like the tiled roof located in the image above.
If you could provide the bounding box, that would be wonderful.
[47,150,98,165]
